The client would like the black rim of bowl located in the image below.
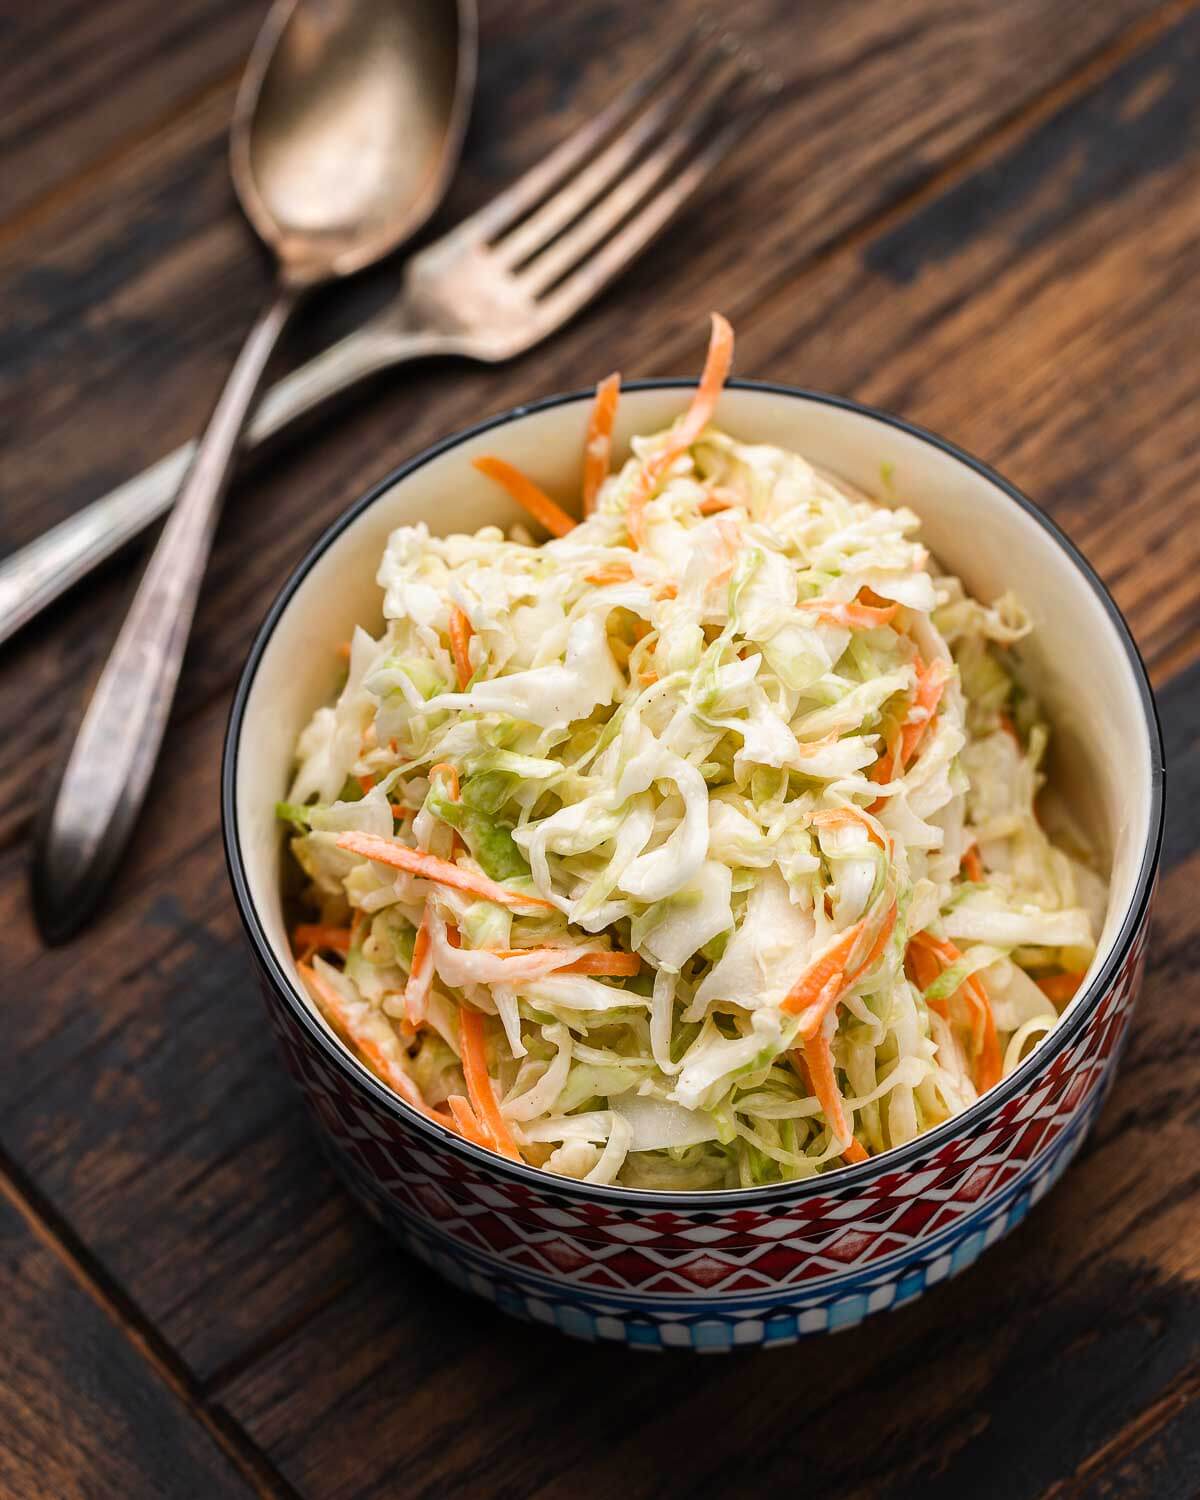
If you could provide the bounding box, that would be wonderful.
[222,378,1166,1208]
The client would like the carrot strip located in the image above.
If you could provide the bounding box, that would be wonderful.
[291,923,351,957]
[429,762,461,800]
[842,1137,870,1164]
[404,909,434,1027]
[335,831,554,910]
[627,313,734,547]
[299,961,432,1116]
[583,372,621,514]
[962,846,984,883]
[1037,971,1087,1006]
[800,1027,854,1150]
[798,594,899,629]
[999,712,1020,745]
[585,561,635,586]
[909,930,1002,1092]
[487,948,641,976]
[697,491,737,515]
[869,656,950,809]
[788,899,898,1039]
[357,773,375,794]
[448,606,473,690]
[337,640,352,662]
[782,927,862,1019]
[389,803,413,820]
[459,1009,523,1161]
[446,1095,493,1150]
[898,657,950,766]
[811,805,889,852]
[473,455,576,538]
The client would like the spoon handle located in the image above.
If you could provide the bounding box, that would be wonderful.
[33,285,299,942]
[0,321,452,649]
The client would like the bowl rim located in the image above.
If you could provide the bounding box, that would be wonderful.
[222,377,1166,1207]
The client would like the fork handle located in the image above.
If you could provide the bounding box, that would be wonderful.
[0,318,451,649]
[33,285,300,942]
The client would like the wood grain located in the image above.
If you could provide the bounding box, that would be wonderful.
[0,1179,264,1500]
[1,1,1199,1497]
[0,0,259,222]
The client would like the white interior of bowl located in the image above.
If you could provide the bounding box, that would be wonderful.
[233,386,1154,1082]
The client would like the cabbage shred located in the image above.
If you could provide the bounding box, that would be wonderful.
[280,389,1105,1189]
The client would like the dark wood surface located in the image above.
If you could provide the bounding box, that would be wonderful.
[2,1,1198,1495]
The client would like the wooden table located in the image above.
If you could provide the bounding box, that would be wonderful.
[2,1,1199,1494]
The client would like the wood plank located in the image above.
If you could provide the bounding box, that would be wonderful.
[0,1177,267,1500]
[0,0,259,223]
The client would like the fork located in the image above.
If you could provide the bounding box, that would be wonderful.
[28,30,776,939]
[0,33,775,650]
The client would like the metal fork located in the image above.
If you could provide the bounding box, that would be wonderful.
[0,34,774,650]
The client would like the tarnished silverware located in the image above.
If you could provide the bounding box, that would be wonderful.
[33,0,476,942]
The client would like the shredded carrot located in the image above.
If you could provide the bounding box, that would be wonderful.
[905,938,943,998]
[473,455,576,538]
[869,656,950,810]
[357,773,375,794]
[784,886,897,1039]
[291,923,351,957]
[909,930,1002,1092]
[637,669,660,686]
[999,712,1020,745]
[962,846,984,883]
[446,1094,492,1150]
[627,313,734,547]
[1037,971,1087,1006]
[458,1009,523,1161]
[583,372,621,514]
[405,909,434,1027]
[782,927,862,1019]
[798,590,899,630]
[842,1138,870,1164]
[811,805,888,852]
[697,492,736,515]
[429,762,461,800]
[653,581,679,600]
[448,606,473,690]
[298,961,431,1116]
[898,657,950,766]
[585,561,635,586]
[337,640,352,662]
[389,803,413,820]
[488,948,641,976]
[335,831,553,910]
[800,1026,854,1151]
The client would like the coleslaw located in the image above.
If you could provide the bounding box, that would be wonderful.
[278,315,1107,1188]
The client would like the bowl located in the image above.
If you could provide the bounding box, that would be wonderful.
[223,381,1164,1350]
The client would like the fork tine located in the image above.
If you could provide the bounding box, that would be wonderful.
[465,28,710,244]
[517,56,748,298]
[491,43,723,272]
[536,82,773,333]
[522,66,759,301]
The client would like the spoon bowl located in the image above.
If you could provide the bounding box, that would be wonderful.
[234,0,476,284]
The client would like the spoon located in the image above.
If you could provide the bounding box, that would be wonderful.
[33,0,477,944]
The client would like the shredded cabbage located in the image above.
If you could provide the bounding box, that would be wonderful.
[280,332,1106,1190]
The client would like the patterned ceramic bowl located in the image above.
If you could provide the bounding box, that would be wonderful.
[223,382,1164,1350]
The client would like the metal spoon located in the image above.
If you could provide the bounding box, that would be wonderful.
[33,0,476,943]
